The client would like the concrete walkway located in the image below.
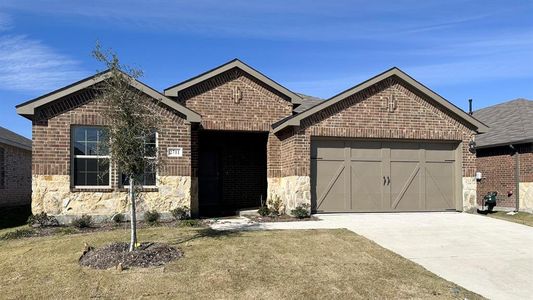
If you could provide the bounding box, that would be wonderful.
[209,212,533,300]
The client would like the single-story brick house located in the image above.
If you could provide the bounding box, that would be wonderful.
[473,99,533,212]
[0,126,32,208]
[16,59,488,219]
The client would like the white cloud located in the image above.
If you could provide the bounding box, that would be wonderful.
[0,35,87,92]
[0,0,510,41]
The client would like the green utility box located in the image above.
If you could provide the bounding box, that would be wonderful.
[483,191,498,212]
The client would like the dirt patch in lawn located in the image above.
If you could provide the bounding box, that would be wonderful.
[79,242,182,269]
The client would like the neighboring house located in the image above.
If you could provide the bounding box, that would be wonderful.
[473,99,533,212]
[16,59,487,220]
[0,126,32,208]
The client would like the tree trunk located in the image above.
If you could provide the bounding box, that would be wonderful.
[129,176,137,252]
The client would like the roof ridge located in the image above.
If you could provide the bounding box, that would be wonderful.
[474,98,533,113]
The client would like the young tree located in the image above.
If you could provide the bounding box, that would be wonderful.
[92,44,161,251]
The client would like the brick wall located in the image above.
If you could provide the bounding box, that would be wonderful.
[0,142,31,207]
[176,67,293,178]
[32,88,192,188]
[476,143,533,208]
[277,77,477,178]
[521,148,533,182]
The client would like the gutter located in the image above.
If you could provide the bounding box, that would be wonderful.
[475,138,533,150]
[0,137,32,152]
[509,144,520,212]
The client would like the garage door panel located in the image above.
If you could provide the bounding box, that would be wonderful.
[425,162,454,209]
[425,143,456,162]
[311,139,457,213]
[312,140,345,160]
[314,160,346,211]
[349,141,382,160]
[351,161,383,210]
[390,161,422,211]
[389,142,420,161]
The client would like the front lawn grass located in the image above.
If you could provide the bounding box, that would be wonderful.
[0,226,481,299]
[488,211,533,227]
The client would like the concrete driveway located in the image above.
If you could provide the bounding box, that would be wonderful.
[211,212,533,299]
[317,213,533,300]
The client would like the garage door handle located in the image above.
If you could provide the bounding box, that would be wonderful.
[387,176,390,185]
[383,176,386,185]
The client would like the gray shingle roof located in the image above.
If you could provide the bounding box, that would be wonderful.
[473,98,533,148]
[294,93,324,113]
[0,126,32,151]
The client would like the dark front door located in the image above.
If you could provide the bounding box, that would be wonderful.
[199,131,267,216]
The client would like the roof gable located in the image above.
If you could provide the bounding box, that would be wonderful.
[473,98,533,148]
[16,70,202,122]
[273,67,488,134]
[163,59,302,105]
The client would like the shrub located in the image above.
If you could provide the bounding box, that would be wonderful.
[27,212,59,227]
[291,203,311,219]
[178,219,202,227]
[144,210,160,225]
[1,228,35,240]
[257,206,270,217]
[71,215,93,228]
[170,206,190,221]
[268,195,283,216]
[111,213,125,223]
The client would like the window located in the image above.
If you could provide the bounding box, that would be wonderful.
[121,131,157,187]
[0,147,5,189]
[72,127,110,187]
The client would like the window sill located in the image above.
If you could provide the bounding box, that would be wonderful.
[71,187,114,193]
[70,187,159,193]
[118,187,159,192]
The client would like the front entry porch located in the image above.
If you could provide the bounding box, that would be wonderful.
[198,130,268,216]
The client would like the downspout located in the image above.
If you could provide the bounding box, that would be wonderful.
[510,144,520,212]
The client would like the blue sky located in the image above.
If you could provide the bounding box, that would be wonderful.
[0,0,532,138]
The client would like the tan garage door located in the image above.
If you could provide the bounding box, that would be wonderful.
[311,140,457,212]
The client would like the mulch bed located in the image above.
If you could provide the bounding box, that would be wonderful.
[247,215,320,223]
[1,220,209,241]
[79,242,182,269]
